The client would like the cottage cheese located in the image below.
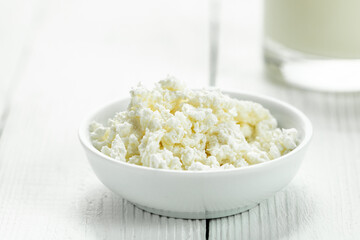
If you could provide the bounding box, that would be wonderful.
[90,77,299,170]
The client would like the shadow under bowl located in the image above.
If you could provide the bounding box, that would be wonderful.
[79,90,312,219]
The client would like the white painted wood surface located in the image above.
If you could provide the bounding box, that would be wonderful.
[1,0,360,239]
[0,0,208,239]
[210,0,360,239]
[0,0,43,132]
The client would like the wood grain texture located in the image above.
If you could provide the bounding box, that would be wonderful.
[0,0,208,239]
[2,0,360,239]
[0,0,49,135]
[213,78,360,239]
[211,0,360,239]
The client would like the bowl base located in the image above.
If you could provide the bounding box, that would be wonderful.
[132,203,259,219]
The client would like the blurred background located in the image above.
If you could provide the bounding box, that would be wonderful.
[1,0,360,239]
[0,0,264,116]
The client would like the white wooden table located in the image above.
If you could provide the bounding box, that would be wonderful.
[1,0,360,239]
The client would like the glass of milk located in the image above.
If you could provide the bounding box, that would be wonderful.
[264,0,360,91]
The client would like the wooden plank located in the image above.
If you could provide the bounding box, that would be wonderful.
[0,0,209,239]
[212,0,360,239]
[0,0,38,134]
[208,92,360,240]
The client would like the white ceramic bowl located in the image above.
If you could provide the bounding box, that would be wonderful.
[79,91,312,219]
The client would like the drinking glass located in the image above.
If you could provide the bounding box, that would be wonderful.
[264,0,360,91]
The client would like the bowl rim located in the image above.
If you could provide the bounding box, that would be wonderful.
[79,89,313,175]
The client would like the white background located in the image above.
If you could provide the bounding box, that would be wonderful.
[1,0,360,239]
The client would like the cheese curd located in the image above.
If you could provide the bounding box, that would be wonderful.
[89,77,299,171]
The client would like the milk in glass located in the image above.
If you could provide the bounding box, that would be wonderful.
[264,0,360,91]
